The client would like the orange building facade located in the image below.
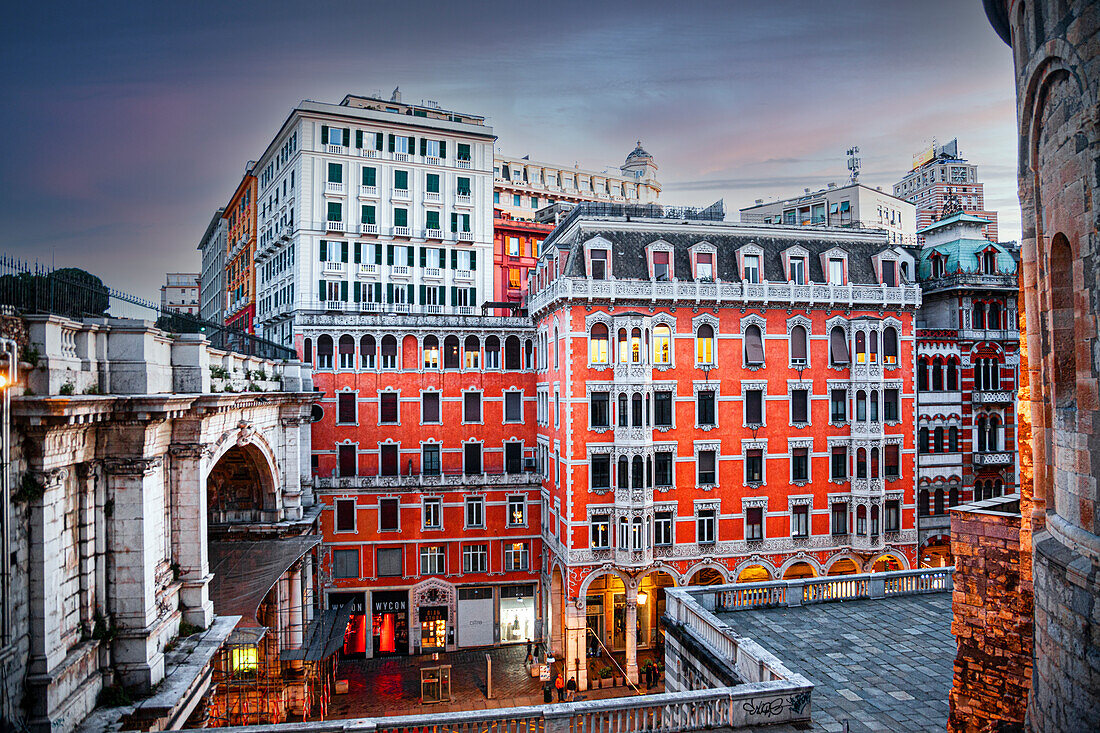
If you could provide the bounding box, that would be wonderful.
[527,205,922,689]
[225,168,258,333]
[491,209,551,312]
[304,315,543,657]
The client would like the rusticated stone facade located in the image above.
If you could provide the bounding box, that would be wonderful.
[985,1,1100,730]
[948,495,1032,732]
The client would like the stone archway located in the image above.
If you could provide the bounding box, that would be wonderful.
[827,557,862,576]
[870,552,908,572]
[550,565,565,657]
[782,562,818,579]
[735,565,772,583]
[207,442,279,524]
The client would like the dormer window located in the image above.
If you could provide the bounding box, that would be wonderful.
[931,255,944,278]
[982,250,997,275]
[743,254,761,284]
[653,251,670,281]
[882,260,897,287]
[828,258,846,285]
[590,248,608,279]
[789,257,806,284]
[696,252,714,280]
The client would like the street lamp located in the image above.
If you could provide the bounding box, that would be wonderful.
[636,590,648,606]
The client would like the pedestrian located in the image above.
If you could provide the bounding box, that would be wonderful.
[566,676,577,702]
[525,639,533,664]
[554,671,565,701]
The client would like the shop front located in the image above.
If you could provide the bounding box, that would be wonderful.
[499,583,537,645]
[419,605,448,651]
[457,587,495,648]
[329,591,368,657]
[370,590,409,656]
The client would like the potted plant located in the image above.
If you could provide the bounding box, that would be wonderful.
[598,666,613,689]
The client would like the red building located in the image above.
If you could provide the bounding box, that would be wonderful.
[225,166,257,334]
[304,315,542,657]
[526,203,922,688]
[492,208,551,314]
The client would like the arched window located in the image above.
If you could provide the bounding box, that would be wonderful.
[790,325,808,366]
[486,336,501,369]
[989,415,1001,451]
[870,447,879,478]
[653,325,671,365]
[855,330,867,363]
[947,359,958,390]
[618,328,629,363]
[632,393,643,426]
[303,337,313,365]
[525,339,533,369]
[869,330,878,364]
[977,416,988,452]
[590,323,609,364]
[932,357,943,390]
[381,335,398,369]
[918,489,930,516]
[856,390,867,422]
[993,480,1003,498]
[982,250,997,275]
[856,448,867,479]
[618,517,629,549]
[744,324,764,365]
[934,427,944,453]
[464,336,480,368]
[870,505,879,535]
[918,357,929,391]
[631,517,644,550]
[870,390,879,422]
[919,427,930,453]
[949,426,959,452]
[696,324,714,365]
[618,394,628,427]
[1051,234,1076,417]
[934,489,945,515]
[338,335,355,368]
[883,326,898,365]
[360,335,376,369]
[617,456,628,487]
[443,335,461,369]
[973,302,986,329]
[317,335,334,369]
[988,302,1001,329]
[632,455,643,489]
[949,487,959,507]
[504,335,522,370]
[856,505,867,535]
[423,336,440,369]
[830,326,850,365]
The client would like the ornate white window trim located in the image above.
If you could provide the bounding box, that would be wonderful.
[645,239,676,281]
[735,242,765,283]
[689,241,718,281]
[781,244,811,283]
[583,235,614,280]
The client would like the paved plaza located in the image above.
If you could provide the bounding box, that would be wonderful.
[716,593,955,733]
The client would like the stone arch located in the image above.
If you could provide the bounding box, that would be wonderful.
[206,438,280,524]
[869,551,910,572]
[824,553,863,576]
[777,555,823,579]
[549,564,565,657]
[685,561,733,586]
[577,567,633,606]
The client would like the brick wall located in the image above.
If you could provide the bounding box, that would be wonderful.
[948,497,1032,732]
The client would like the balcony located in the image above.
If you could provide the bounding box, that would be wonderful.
[359,223,379,235]
[455,158,472,169]
[359,185,379,198]
[615,548,651,569]
[614,425,650,443]
[325,181,346,195]
[457,231,474,242]
[326,144,347,155]
[973,451,1013,467]
[392,226,411,237]
[423,267,443,280]
[455,193,472,206]
[392,152,412,163]
[390,265,411,278]
[317,470,541,491]
[322,261,346,275]
[359,301,382,313]
[392,188,412,201]
[424,228,443,240]
[324,300,346,311]
[424,191,442,203]
[959,328,1020,341]
[423,304,444,314]
[358,263,380,277]
[850,534,884,552]
[972,389,1016,404]
[456,306,476,315]
[851,477,885,497]
[423,156,441,166]
[454,268,474,281]
[326,220,345,232]
[359,148,381,159]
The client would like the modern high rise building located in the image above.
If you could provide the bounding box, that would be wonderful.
[160,272,200,315]
[224,165,257,333]
[197,208,226,325]
[252,91,497,348]
[893,139,999,242]
[912,198,1020,567]
[739,182,917,246]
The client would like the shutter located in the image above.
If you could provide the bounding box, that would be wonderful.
[318,280,325,300]
[354,243,361,263]
[387,283,394,303]
[470,251,476,269]
[451,249,458,269]
[420,247,427,267]
[407,136,415,152]
[469,288,476,307]
[319,240,327,261]
[343,128,350,146]
[439,248,446,266]
[439,141,446,158]
[341,242,349,263]
[374,283,382,302]
[340,281,348,301]
[451,212,458,232]
[451,286,458,305]
[406,247,414,266]
[406,284,414,303]
[745,326,765,364]
[388,134,395,152]
[437,285,445,305]
[375,132,383,149]
[419,284,426,304]
[321,125,329,144]
[420,138,427,157]
[375,244,382,265]
[356,130,363,148]
[830,329,850,363]
[354,282,361,302]
[387,245,394,265]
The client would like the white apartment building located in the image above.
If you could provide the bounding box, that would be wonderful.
[253,92,497,346]
[494,142,661,221]
[739,182,917,246]
[198,208,226,325]
[160,272,200,315]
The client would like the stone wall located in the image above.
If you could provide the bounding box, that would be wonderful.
[948,496,1032,732]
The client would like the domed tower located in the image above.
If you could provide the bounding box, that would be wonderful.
[986,1,1100,730]
[620,141,661,203]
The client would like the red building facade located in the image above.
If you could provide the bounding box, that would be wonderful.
[225,169,258,334]
[491,209,551,313]
[526,205,921,688]
[304,313,543,657]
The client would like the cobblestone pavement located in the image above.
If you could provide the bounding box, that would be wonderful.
[328,645,660,719]
[715,593,955,733]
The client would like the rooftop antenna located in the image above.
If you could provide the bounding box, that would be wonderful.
[846,146,861,185]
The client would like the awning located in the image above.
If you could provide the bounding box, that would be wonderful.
[208,536,321,628]
[280,601,354,661]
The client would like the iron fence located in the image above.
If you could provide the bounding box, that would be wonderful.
[0,255,295,360]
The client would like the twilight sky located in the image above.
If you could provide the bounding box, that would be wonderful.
[0,0,1017,302]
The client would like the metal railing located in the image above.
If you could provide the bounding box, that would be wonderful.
[711,567,954,612]
[0,255,295,360]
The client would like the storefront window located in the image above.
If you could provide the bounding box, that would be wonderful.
[370,591,407,656]
[499,584,536,644]
[420,606,448,650]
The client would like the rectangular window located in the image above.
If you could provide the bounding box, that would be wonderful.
[393,207,408,227]
[327,162,343,183]
[654,391,673,427]
[338,392,357,424]
[697,509,716,544]
[882,260,897,287]
[338,444,357,477]
[394,169,409,190]
[465,497,485,528]
[697,390,716,426]
[829,258,845,285]
[425,210,440,230]
[380,444,398,476]
[698,450,716,485]
[463,544,488,573]
[504,392,522,422]
[590,392,610,428]
[743,254,760,283]
[335,498,356,532]
[885,500,900,532]
[591,514,610,549]
[463,392,482,422]
[380,392,398,423]
[789,258,806,284]
[791,505,809,537]
[831,503,848,535]
[885,444,900,478]
[504,542,529,571]
[745,389,763,425]
[377,547,402,576]
[422,392,440,423]
[696,252,713,280]
[327,201,342,222]
[590,249,608,279]
[655,451,673,487]
[507,237,520,256]
[423,497,442,529]
[830,389,847,422]
[831,447,848,480]
[513,194,521,206]
[654,511,673,545]
[379,498,399,531]
[792,447,809,481]
[333,549,359,579]
[463,443,482,475]
[362,166,377,186]
[507,496,526,526]
[420,546,445,575]
[791,389,808,423]
[745,507,763,541]
[884,389,899,421]
[505,442,522,474]
[745,449,763,484]
[422,444,441,476]
[591,455,611,490]
[361,204,376,224]
[653,251,670,281]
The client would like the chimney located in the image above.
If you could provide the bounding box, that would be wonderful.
[754,199,763,205]
[827,182,836,189]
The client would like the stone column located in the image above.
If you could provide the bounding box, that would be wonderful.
[563,603,588,691]
[25,469,69,685]
[169,443,213,628]
[625,595,639,685]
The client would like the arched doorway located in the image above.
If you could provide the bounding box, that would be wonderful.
[828,558,861,576]
[207,443,278,524]
[549,567,565,657]
[871,554,904,573]
[636,571,676,653]
[783,562,817,579]
[921,537,953,568]
[735,565,771,583]
[687,567,727,586]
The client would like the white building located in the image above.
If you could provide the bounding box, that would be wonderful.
[160,272,200,315]
[197,208,226,325]
[253,91,497,347]
[739,182,917,246]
